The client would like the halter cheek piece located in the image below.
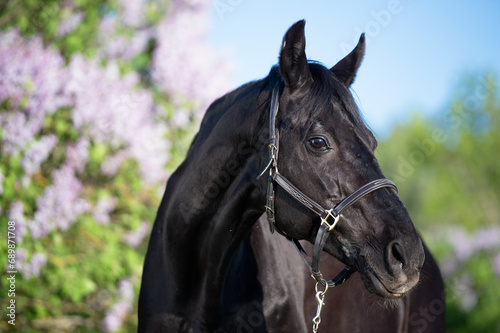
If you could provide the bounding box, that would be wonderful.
[258,81,398,332]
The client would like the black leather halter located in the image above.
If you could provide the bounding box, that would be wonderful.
[258,81,398,288]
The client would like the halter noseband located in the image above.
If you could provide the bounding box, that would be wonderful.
[258,80,398,288]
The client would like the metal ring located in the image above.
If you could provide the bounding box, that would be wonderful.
[315,281,329,295]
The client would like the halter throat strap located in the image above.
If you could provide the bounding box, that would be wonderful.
[259,81,397,287]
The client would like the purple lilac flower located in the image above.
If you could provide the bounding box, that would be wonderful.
[1,111,42,155]
[170,0,214,11]
[0,30,69,117]
[119,0,145,28]
[0,11,217,186]
[119,278,134,302]
[15,250,47,280]
[471,227,500,252]
[96,16,131,60]
[455,274,478,312]
[152,1,233,121]
[57,12,85,37]
[66,137,90,172]
[0,30,68,156]
[169,107,191,128]
[128,123,170,185]
[93,197,118,225]
[27,253,48,278]
[124,29,153,60]
[440,256,459,278]
[8,201,28,243]
[22,135,58,176]
[1,28,167,185]
[446,228,475,261]
[96,15,152,61]
[101,151,129,176]
[439,226,500,278]
[123,222,150,248]
[66,55,168,184]
[30,165,90,239]
[446,226,500,262]
[103,278,134,332]
[9,248,27,273]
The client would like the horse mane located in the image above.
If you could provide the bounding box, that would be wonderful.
[186,79,263,154]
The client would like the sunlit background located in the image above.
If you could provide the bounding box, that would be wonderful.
[0,0,499,332]
[209,0,500,136]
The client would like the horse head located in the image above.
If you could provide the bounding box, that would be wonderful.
[264,20,424,298]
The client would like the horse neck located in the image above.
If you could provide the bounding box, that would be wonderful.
[155,81,269,315]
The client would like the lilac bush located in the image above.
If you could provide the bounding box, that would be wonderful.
[102,278,135,332]
[0,30,68,156]
[431,226,500,312]
[7,201,27,243]
[0,0,233,331]
[65,54,168,184]
[152,0,233,120]
[377,74,500,330]
[22,135,59,177]
[431,226,500,279]
[123,221,151,248]
[30,164,90,238]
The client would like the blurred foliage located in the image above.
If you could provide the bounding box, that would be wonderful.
[377,73,500,332]
[1,0,112,59]
[0,0,201,332]
[0,0,168,60]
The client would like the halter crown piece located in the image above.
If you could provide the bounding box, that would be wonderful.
[258,81,398,333]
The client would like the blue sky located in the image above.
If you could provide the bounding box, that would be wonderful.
[209,0,500,137]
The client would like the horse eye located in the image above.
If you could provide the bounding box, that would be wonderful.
[309,137,328,150]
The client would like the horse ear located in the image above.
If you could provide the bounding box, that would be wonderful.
[279,20,313,92]
[331,33,366,87]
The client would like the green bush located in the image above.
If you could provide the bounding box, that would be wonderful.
[377,73,500,332]
[0,0,231,331]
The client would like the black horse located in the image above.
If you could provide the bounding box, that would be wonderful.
[139,20,445,332]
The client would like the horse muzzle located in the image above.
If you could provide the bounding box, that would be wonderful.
[359,237,425,298]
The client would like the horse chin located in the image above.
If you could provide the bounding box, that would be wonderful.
[358,264,418,299]
[361,271,406,299]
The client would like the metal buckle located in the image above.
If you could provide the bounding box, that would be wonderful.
[320,209,340,231]
[269,143,279,174]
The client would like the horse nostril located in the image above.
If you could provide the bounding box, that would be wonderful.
[387,241,407,272]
